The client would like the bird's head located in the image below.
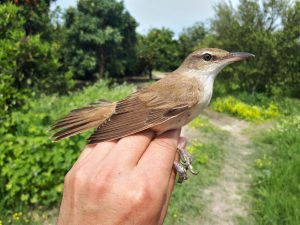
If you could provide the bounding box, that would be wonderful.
[177,48,255,79]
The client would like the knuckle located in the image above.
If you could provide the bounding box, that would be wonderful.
[128,180,154,208]
[72,170,89,186]
[89,176,109,195]
[88,167,117,195]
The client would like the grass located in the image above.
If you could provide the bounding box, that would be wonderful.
[246,115,300,225]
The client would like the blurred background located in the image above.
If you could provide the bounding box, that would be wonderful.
[0,0,299,224]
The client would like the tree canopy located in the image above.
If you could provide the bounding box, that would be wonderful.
[63,0,137,80]
[137,28,180,79]
[203,0,300,96]
[0,3,69,121]
[178,22,207,59]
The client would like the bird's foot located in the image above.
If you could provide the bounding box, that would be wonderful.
[173,162,187,183]
[173,137,199,183]
[178,146,199,175]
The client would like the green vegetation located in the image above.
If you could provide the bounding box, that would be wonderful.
[211,93,300,121]
[189,116,214,130]
[178,22,207,59]
[250,116,300,225]
[205,0,300,97]
[63,0,137,79]
[212,96,281,121]
[137,28,180,79]
[0,3,70,122]
[0,81,136,223]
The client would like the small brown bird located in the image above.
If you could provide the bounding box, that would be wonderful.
[51,48,254,182]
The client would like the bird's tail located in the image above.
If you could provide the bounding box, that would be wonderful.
[51,100,115,141]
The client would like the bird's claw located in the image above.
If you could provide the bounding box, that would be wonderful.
[173,162,188,183]
[173,139,199,183]
[188,164,199,175]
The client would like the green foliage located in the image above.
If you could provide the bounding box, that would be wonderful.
[189,116,216,133]
[0,0,55,38]
[0,3,25,120]
[0,211,32,225]
[0,81,136,212]
[251,116,300,224]
[233,92,300,117]
[0,3,73,122]
[178,22,207,59]
[202,0,300,97]
[136,28,180,78]
[212,95,281,121]
[63,0,137,79]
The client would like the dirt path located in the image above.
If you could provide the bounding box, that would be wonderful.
[186,109,254,225]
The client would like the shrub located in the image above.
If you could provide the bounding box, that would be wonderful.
[212,96,281,121]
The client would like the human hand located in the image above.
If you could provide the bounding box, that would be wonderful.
[57,129,183,225]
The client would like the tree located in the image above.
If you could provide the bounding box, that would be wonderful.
[0,0,57,39]
[275,1,300,97]
[178,22,207,60]
[137,28,180,79]
[0,3,25,120]
[0,3,71,122]
[63,0,137,80]
[204,0,298,96]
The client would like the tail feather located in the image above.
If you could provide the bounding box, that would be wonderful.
[51,100,115,141]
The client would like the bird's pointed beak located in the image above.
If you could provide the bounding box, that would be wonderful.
[224,52,255,63]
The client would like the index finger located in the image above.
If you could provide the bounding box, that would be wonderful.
[137,129,181,187]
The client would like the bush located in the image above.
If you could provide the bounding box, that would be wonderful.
[212,96,281,121]
[0,81,136,211]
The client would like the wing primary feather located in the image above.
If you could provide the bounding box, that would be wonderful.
[51,100,115,141]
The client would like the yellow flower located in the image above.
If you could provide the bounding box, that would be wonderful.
[212,96,281,121]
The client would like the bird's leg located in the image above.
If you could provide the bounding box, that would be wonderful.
[173,137,199,183]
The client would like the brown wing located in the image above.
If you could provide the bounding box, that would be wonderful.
[88,74,201,144]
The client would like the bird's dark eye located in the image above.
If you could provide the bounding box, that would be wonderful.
[203,53,212,61]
